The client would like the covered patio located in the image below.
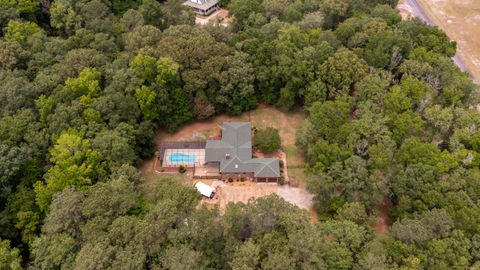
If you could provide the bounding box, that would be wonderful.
[193,162,221,179]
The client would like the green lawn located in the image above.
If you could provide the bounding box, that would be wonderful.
[283,144,308,187]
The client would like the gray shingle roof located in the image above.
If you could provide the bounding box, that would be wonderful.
[205,122,280,178]
[247,158,281,177]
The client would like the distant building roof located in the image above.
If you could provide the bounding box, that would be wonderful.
[195,181,215,198]
[205,122,280,178]
[183,0,219,11]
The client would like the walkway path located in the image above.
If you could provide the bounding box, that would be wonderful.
[375,197,393,234]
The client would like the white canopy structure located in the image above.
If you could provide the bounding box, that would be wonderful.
[195,182,216,198]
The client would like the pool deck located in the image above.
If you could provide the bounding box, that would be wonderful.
[193,162,221,178]
[162,148,205,168]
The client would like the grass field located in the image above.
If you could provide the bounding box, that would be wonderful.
[414,0,480,82]
[283,144,308,187]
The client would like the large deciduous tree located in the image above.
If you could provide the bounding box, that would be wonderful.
[157,26,230,118]
[0,0,38,18]
[218,52,257,115]
[130,54,193,131]
[319,48,368,98]
[34,131,105,212]
[0,239,22,270]
[254,127,281,153]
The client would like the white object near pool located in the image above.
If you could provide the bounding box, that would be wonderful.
[195,181,216,198]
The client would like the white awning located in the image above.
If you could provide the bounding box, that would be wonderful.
[195,182,215,198]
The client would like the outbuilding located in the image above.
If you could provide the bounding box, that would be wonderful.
[195,181,216,198]
[183,0,220,16]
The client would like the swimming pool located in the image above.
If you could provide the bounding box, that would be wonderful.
[169,153,198,163]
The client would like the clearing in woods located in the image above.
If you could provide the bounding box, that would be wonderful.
[140,104,308,186]
[140,104,317,217]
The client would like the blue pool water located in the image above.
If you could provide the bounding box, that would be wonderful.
[169,153,197,163]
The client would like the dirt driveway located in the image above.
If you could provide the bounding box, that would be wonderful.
[214,183,316,218]
[195,8,231,26]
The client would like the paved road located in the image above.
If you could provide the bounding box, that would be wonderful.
[402,0,434,25]
[452,54,469,73]
[399,0,471,75]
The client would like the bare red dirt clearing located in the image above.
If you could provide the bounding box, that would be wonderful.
[375,197,393,235]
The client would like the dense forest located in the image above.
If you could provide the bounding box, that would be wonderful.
[0,0,479,269]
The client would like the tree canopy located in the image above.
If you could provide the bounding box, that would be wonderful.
[254,127,281,153]
[1,0,479,268]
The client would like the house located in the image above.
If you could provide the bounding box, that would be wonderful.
[195,181,216,198]
[183,0,220,16]
[159,122,281,183]
[205,122,281,183]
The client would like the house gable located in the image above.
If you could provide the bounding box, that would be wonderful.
[205,122,280,178]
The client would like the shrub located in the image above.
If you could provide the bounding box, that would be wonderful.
[178,165,186,173]
[254,127,281,153]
